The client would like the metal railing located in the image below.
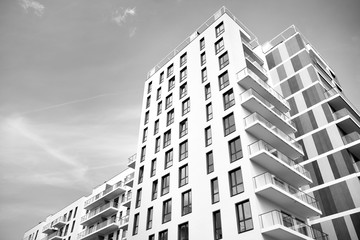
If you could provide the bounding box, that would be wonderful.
[248,140,310,179]
[81,202,119,223]
[128,153,136,164]
[254,172,319,209]
[77,218,118,240]
[84,181,124,208]
[259,210,328,240]
[245,54,267,75]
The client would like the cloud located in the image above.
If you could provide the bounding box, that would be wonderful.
[111,7,136,26]
[19,0,45,17]
[129,27,137,38]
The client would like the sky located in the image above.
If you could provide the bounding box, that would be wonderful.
[0,0,359,239]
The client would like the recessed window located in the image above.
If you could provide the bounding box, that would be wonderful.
[219,52,229,70]
[206,103,213,121]
[144,111,149,125]
[180,67,187,82]
[201,52,206,66]
[146,207,153,230]
[213,210,223,240]
[223,113,236,136]
[201,68,207,83]
[215,22,225,37]
[167,109,174,126]
[155,136,161,153]
[157,87,162,100]
[211,178,220,203]
[146,96,151,109]
[205,83,211,100]
[150,159,156,177]
[160,71,164,84]
[159,230,168,240]
[161,174,170,196]
[218,71,229,90]
[200,37,205,50]
[165,94,173,109]
[133,213,139,235]
[205,126,212,146]
[149,234,155,240]
[143,128,148,142]
[148,81,152,94]
[182,98,190,115]
[206,151,214,174]
[178,222,189,240]
[157,101,162,115]
[179,164,188,187]
[152,180,158,200]
[140,146,146,162]
[179,140,188,161]
[162,199,172,223]
[179,82,187,99]
[168,77,175,91]
[223,89,235,110]
[138,166,144,184]
[165,149,173,169]
[167,64,174,77]
[228,136,242,162]
[215,38,224,54]
[135,188,142,208]
[181,191,192,216]
[229,167,244,196]
[236,200,253,233]
[179,118,188,138]
[163,130,171,148]
[154,119,159,135]
[180,53,187,67]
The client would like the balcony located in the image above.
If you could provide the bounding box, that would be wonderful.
[122,192,132,208]
[245,112,304,159]
[84,181,126,210]
[119,215,129,230]
[237,67,289,112]
[249,140,311,186]
[128,153,136,169]
[333,108,360,134]
[41,231,62,240]
[342,132,360,159]
[254,173,321,218]
[81,202,118,226]
[42,223,56,234]
[124,173,134,187]
[78,218,119,240]
[245,54,268,82]
[242,40,264,65]
[240,89,296,134]
[259,210,328,240]
[52,216,67,228]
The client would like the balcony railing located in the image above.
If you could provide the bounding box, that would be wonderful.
[128,153,136,164]
[249,140,310,179]
[342,132,360,145]
[81,202,118,223]
[84,181,124,208]
[254,172,319,210]
[77,218,118,240]
[119,215,129,226]
[42,223,56,234]
[259,210,328,240]
[124,172,134,184]
[52,215,67,228]
[244,112,303,153]
[334,108,360,126]
[40,231,62,240]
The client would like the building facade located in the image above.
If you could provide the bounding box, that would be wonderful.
[24,6,360,240]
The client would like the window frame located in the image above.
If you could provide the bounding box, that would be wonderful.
[228,136,243,162]
[180,53,187,67]
[165,94,173,109]
[200,37,205,50]
[168,77,175,91]
[205,126,212,146]
[179,82,187,99]
[205,83,211,100]
[161,174,170,196]
[181,191,192,216]
[206,103,213,121]
[179,118,188,138]
[163,130,171,148]
[235,200,253,233]
[157,101,162,115]
[150,159,156,177]
[229,167,244,196]
[166,109,174,126]
[180,67,187,82]
[155,136,161,153]
[200,52,206,66]
[206,151,214,174]
[165,149,173,169]
[182,98,190,116]
[154,119,159,135]
[135,188,142,208]
[218,71,229,90]
[201,68,207,83]
[219,51,229,70]
[162,199,172,223]
[179,164,188,187]
[133,213,139,235]
[223,89,235,110]
[146,207,153,230]
[211,178,220,203]
[140,146,146,162]
[223,113,236,136]
[179,140,188,161]
[215,22,225,37]
[213,210,223,240]
[167,64,174,77]
[215,38,225,54]
[138,166,144,184]
[152,180,158,200]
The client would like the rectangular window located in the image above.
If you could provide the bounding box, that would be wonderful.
[150,159,156,177]
[165,94,173,109]
[205,126,212,146]
[215,38,224,54]
[148,81,152,94]
[152,180,158,200]
[157,101,162,115]
[236,200,253,233]
[200,37,205,50]
[135,188,142,208]
[146,96,151,109]
[215,22,224,37]
[159,230,168,240]
[218,71,229,90]
[223,89,235,110]
[160,71,164,84]
[179,164,188,187]
[154,120,159,135]
[202,68,207,82]
[219,52,229,69]
[180,67,187,82]
[162,199,172,223]
[206,103,213,121]
[146,207,153,230]
[144,111,149,125]
[213,210,223,240]
[179,140,188,161]
[167,109,174,126]
[155,137,161,153]
[181,191,192,216]
[179,119,188,138]
[205,83,211,100]
[180,53,187,67]
[229,167,244,196]
[201,52,206,66]
[223,113,236,136]
[157,87,161,100]
[143,128,148,142]
[206,151,214,174]
[179,82,187,99]
[161,174,170,196]
[149,234,155,240]
[168,77,175,91]
[163,130,171,148]
[165,149,173,169]
[138,166,144,184]
[211,178,220,203]
[133,213,139,235]
[228,136,242,162]
[182,98,190,115]
[167,64,174,77]
[140,146,146,162]
[178,222,189,240]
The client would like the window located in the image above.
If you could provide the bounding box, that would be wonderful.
[157,101,162,115]
[181,191,192,216]
[144,111,149,125]
[215,22,224,37]
[162,199,172,223]
[213,210,223,240]
[219,52,229,69]
[160,71,164,84]
[149,234,155,240]
[180,53,187,67]
[165,94,173,109]
[136,188,142,208]
[179,119,188,138]
[157,87,161,100]
[236,200,253,233]
[223,89,235,110]
[152,180,158,200]
[205,126,212,146]
[211,178,220,203]
[229,167,244,196]
[168,77,175,91]
[179,164,188,187]
[154,120,159,135]
[146,96,151,108]
[179,141,188,161]
[205,83,211,100]
[223,113,236,136]
[143,128,148,142]
[200,37,205,50]
[180,67,187,82]
[133,213,139,235]
[155,137,161,153]
[150,159,156,177]
[179,82,187,99]
[148,81,152,94]
[215,38,224,54]
[178,223,189,240]
[165,149,173,169]
[163,130,171,148]
[140,146,146,162]
[138,166,144,184]
[167,109,174,126]
[161,174,170,196]
[218,71,229,90]
[159,230,168,240]
[182,98,190,115]
[146,207,153,230]
[206,103,213,121]
[167,64,174,77]
[201,68,207,82]
[201,52,206,65]
[206,151,214,174]
[228,136,243,162]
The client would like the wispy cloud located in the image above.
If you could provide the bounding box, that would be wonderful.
[19,0,45,17]
[111,7,136,26]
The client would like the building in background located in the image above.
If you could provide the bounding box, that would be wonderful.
[23,6,360,240]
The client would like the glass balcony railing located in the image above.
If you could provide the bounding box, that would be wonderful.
[52,215,66,227]
[342,132,360,145]
[249,140,310,179]
[254,172,319,209]
[244,112,303,153]
[245,54,267,76]
[124,173,135,184]
[40,231,62,240]
[81,202,118,223]
[84,181,124,208]
[77,218,118,240]
[259,210,328,240]
[42,223,56,233]
[122,192,132,203]
[119,215,129,226]
[334,108,360,126]
[128,153,136,164]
